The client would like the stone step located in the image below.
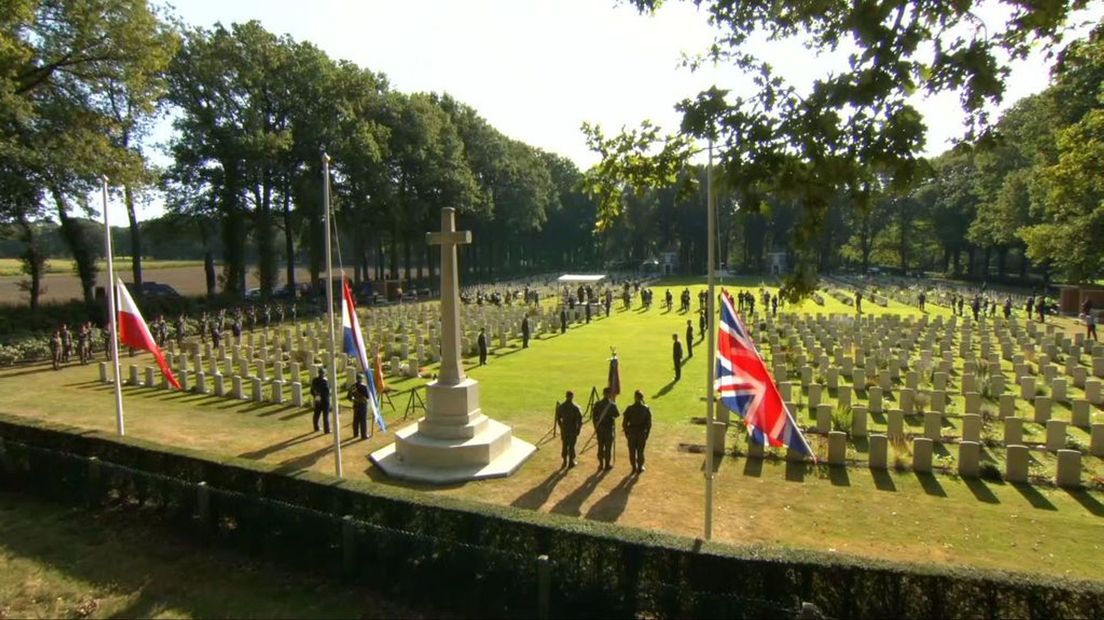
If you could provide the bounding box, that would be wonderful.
[395,418,514,467]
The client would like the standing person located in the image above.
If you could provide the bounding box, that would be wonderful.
[175,314,186,345]
[918,291,926,311]
[309,368,331,434]
[347,373,370,440]
[855,291,863,314]
[555,391,583,468]
[477,327,488,366]
[560,307,567,334]
[665,289,673,312]
[211,323,222,349]
[585,300,591,323]
[232,315,243,345]
[50,330,62,370]
[971,296,980,321]
[102,322,111,360]
[672,333,683,381]
[771,295,778,317]
[199,312,210,346]
[60,324,72,363]
[521,316,530,349]
[699,309,706,342]
[622,390,652,474]
[76,323,89,365]
[591,387,619,471]
[1003,297,1012,319]
[685,320,694,358]
[1026,295,1034,319]
[1084,309,1098,342]
[1037,297,1046,323]
[956,296,964,317]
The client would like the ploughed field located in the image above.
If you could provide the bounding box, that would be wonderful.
[1,276,1101,581]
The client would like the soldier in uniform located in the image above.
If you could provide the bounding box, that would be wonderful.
[699,309,706,340]
[559,307,567,334]
[478,327,489,365]
[199,312,210,346]
[232,315,243,345]
[211,322,222,349]
[521,316,530,349]
[60,324,72,363]
[591,387,619,470]
[175,314,186,344]
[685,320,694,358]
[622,390,652,474]
[672,333,683,381]
[555,390,583,468]
[309,368,331,434]
[77,323,90,365]
[50,330,62,370]
[347,373,371,439]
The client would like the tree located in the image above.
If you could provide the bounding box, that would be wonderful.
[586,1,1089,296]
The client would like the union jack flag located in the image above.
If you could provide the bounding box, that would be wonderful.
[716,289,814,458]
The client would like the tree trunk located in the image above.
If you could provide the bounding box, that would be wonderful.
[51,185,97,303]
[198,219,216,297]
[16,215,43,311]
[388,230,399,280]
[282,181,295,293]
[124,184,142,288]
[255,177,277,296]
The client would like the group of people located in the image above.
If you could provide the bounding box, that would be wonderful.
[49,322,97,370]
[307,368,379,439]
[555,387,652,474]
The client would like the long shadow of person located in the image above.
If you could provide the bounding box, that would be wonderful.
[549,469,608,517]
[652,380,677,400]
[584,474,639,522]
[511,468,570,511]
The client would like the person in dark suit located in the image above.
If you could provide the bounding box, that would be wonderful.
[560,308,567,334]
[478,328,489,365]
[347,373,370,439]
[622,390,652,474]
[555,391,583,468]
[591,387,619,471]
[672,333,683,381]
[685,320,694,358]
[309,368,331,433]
[521,316,530,349]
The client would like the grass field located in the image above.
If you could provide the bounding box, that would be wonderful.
[0,258,205,278]
[1,276,1101,582]
[0,492,438,619]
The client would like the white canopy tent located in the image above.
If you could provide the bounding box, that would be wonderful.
[557,274,607,284]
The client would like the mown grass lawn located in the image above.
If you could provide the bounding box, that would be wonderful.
[1,276,1101,582]
[0,492,438,619]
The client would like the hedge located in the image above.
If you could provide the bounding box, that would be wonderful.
[1,412,1102,619]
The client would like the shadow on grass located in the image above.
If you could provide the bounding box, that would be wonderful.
[784,460,806,483]
[1011,482,1056,510]
[512,468,569,511]
[829,466,850,487]
[237,431,318,460]
[964,478,1000,504]
[652,380,677,400]
[549,469,608,517]
[916,473,946,497]
[872,469,896,492]
[1065,488,1104,517]
[584,474,639,522]
[741,456,763,478]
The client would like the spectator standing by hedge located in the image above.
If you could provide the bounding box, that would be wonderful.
[60,324,72,363]
[50,330,62,370]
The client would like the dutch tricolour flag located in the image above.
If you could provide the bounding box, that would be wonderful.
[342,278,385,432]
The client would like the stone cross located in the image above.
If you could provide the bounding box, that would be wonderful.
[427,207,471,385]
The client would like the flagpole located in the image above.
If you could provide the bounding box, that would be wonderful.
[102,176,125,436]
[704,138,716,541]
[323,151,344,478]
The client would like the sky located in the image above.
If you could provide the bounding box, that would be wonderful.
[110,0,1102,223]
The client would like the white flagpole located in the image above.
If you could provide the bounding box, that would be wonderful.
[323,152,344,478]
[102,176,125,436]
[704,139,716,540]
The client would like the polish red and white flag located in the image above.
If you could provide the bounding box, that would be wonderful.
[116,278,180,389]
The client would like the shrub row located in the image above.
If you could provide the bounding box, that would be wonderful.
[1,413,1102,618]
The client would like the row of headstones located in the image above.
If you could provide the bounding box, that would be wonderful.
[99,358,381,408]
[742,432,1089,488]
[794,398,1104,456]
